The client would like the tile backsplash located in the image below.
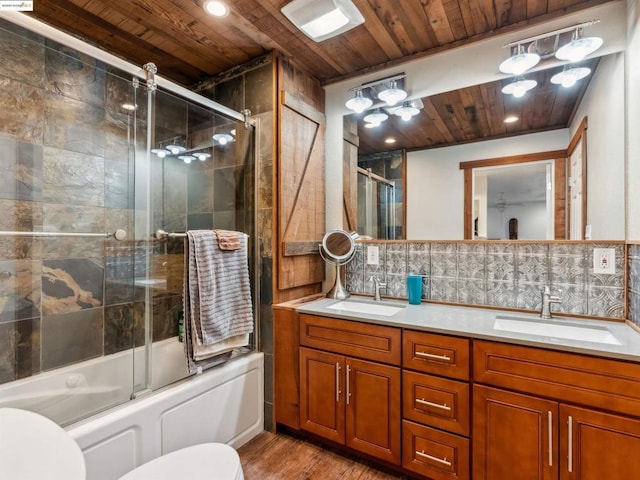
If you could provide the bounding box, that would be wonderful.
[629,245,640,327]
[347,241,626,319]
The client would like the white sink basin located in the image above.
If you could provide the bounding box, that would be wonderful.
[493,316,622,345]
[327,300,405,317]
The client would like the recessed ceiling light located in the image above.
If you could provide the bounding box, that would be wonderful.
[385,137,396,144]
[503,116,519,124]
[203,0,229,17]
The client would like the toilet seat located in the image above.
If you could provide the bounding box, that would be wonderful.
[119,443,244,480]
[0,408,86,480]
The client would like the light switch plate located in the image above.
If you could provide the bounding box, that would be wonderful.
[367,245,379,265]
[593,248,615,274]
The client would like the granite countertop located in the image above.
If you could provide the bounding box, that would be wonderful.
[296,296,640,363]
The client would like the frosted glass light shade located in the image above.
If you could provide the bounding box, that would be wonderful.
[378,80,407,106]
[345,89,373,113]
[499,50,540,75]
[363,109,388,124]
[550,67,591,88]
[555,34,603,62]
[501,78,537,98]
[394,101,420,121]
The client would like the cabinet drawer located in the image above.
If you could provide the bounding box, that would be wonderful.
[299,314,401,365]
[403,330,470,380]
[402,420,469,480]
[403,370,470,436]
[474,340,640,418]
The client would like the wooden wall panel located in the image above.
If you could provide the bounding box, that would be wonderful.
[274,55,326,302]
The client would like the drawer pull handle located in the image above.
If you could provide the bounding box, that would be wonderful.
[346,364,351,405]
[416,398,451,411]
[415,351,451,361]
[548,411,553,467]
[568,415,573,473]
[335,363,341,403]
[416,450,452,467]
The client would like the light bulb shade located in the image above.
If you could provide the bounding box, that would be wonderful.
[195,152,211,161]
[151,148,169,158]
[213,133,234,145]
[555,34,603,62]
[394,101,420,121]
[499,50,540,75]
[281,0,364,42]
[166,144,186,154]
[377,80,407,106]
[363,109,388,124]
[179,155,195,164]
[345,89,373,113]
[364,121,380,128]
[550,67,591,88]
[501,78,537,97]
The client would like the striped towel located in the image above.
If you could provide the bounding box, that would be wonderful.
[183,230,253,371]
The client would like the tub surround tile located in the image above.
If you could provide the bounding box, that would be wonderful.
[105,157,133,209]
[44,92,105,156]
[152,294,182,342]
[41,258,104,315]
[104,302,144,355]
[43,146,104,206]
[42,308,103,370]
[245,65,273,115]
[214,166,243,212]
[44,41,106,106]
[0,199,43,261]
[0,77,44,144]
[0,20,45,87]
[187,169,214,213]
[42,203,105,259]
[0,317,40,384]
[0,259,41,322]
[0,138,44,202]
[187,213,214,231]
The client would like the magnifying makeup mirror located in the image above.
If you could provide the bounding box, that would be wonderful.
[319,229,359,299]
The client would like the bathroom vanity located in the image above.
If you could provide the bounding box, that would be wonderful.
[274,296,640,480]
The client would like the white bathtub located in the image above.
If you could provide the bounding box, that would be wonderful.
[0,343,264,480]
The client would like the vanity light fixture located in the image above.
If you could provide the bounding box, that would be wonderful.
[345,89,373,113]
[345,73,407,113]
[550,66,592,88]
[363,108,388,125]
[501,77,537,98]
[202,0,229,17]
[178,155,196,164]
[377,79,407,107]
[499,44,540,75]
[394,101,420,121]
[555,27,603,62]
[194,152,211,161]
[213,133,234,145]
[281,0,364,42]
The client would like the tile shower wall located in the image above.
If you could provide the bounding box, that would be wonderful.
[0,20,141,385]
[347,241,626,319]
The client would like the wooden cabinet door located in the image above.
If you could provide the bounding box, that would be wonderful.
[473,385,558,480]
[299,347,344,444]
[345,357,401,465]
[560,405,640,480]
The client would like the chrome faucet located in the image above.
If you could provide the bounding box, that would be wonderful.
[540,286,562,319]
[370,276,387,301]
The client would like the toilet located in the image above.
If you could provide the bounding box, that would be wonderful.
[119,443,244,480]
[0,408,244,480]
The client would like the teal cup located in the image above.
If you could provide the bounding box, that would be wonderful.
[407,275,423,305]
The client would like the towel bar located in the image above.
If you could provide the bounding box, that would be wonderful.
[0,229,127,240]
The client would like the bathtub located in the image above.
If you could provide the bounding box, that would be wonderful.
[0,341,264,480]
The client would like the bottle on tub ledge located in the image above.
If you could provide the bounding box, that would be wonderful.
[177,310,184,342]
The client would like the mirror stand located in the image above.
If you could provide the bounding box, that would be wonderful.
[326,262,350,300]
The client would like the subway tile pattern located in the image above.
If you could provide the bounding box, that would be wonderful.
[346,241,627,319]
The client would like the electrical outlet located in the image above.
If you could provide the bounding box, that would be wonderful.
[593,248,615,274]
[367,245,379,265]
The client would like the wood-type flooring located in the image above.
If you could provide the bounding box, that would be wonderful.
[237,432,407,480]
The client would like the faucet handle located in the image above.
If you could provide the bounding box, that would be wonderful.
[369,275,379,284]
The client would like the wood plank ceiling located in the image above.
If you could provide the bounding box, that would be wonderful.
[25,0,613,148]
